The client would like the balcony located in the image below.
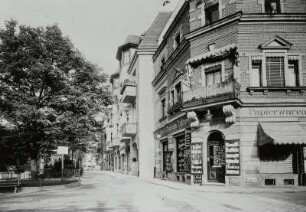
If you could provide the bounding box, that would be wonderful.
[182,79,241,110]
[167,99,182,115]
[120,79,137,104]
[121,122,137,137]
[110,137,120,148]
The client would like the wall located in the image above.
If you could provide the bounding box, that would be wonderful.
[137,54,156,180]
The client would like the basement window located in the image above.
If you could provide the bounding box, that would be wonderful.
[284,179,294,185]
[265,179,276,186]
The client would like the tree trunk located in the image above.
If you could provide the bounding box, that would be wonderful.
[30,159,37,179]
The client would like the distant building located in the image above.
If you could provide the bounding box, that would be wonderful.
[104,11,171,179]
[153,0,306,187]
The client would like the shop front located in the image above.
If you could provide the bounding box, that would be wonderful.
[154,114,192,184]
[240,107,306,187]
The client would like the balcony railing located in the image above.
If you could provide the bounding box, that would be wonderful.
[120,79,137,104]
[183,79,241,109]
[121,122,137,137]
[167,99,182,115]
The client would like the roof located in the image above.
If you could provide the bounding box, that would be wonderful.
[116,35,141,61]
[109,71,119,83]
[138,12,172,50]
[186,44,237,66]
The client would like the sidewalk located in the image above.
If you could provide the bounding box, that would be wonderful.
[101,171,306,194]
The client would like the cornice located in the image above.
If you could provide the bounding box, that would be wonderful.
[152,40,189,87]
[239,13,306,23]
[186,12,242,40]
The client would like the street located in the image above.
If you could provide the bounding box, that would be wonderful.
[0,171,306,212]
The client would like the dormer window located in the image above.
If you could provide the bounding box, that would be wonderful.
[265,0,281,13]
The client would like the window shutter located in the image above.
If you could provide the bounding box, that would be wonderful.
[266,57,285,87]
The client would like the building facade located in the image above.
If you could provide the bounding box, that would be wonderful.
[153,0,306,187]
[105,12,171,179]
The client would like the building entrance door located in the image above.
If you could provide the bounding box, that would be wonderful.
[207,132,225,183]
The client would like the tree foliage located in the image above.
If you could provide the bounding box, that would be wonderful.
[0,20,112,166]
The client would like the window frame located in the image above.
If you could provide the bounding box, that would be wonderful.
[264,0,281,14]
[205,3,220,25]
[161,98,166,118]
[173,28,182,51]
[122,49,131,65]
[201,62,225,87]
[248,52,303,88]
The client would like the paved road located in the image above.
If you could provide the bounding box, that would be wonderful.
[0,171,306,212]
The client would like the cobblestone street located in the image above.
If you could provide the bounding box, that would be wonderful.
[0,171,306,212]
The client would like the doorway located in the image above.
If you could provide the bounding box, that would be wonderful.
[207,131,225,183]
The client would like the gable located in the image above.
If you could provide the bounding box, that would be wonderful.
[260,35,292,50]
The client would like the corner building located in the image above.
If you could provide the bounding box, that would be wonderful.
[153,0,306,187]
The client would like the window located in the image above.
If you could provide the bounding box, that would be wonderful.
[122,50,130,65]
[206,68,221,86]
[249,55,301,88]
[161,57,166,71]
[161,98,166,118]
[170,90,175,106]
[205,4,219,25]
[288,60,299,86]
[175,82,182,103]
[250,61,262,87]
[173,30,181,50]
[266,57,285,87]
[265,0,281,13]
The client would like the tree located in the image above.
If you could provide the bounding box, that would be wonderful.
[0,20,112,170]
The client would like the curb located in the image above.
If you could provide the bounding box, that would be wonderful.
[101,171,306,194]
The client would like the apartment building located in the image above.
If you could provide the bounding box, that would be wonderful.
[105,12,171,179]
[153,0,306,187]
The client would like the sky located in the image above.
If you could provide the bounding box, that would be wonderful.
[0,0,179,75]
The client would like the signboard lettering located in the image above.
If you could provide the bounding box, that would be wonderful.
[154,115,190,138]
[191,143,203,175]
[225,140,240,176]
[57,146,68,155]
[193,174,202,185]
[245,108,306,117]
[177,135,191,173]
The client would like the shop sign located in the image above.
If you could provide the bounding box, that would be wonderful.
[225,140,240,176]
[191,142,203,175]
[177,135,191,173]
[154,114,190,138]
[244,107,306,117]
[193,174,202,185]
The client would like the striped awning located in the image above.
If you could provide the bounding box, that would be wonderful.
[186,43,237,65]
[257,122,306,146]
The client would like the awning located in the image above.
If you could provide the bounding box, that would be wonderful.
[186,43,237,65]
[257,122,306,146]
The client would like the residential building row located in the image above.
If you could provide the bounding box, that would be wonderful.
[104,0,306,187]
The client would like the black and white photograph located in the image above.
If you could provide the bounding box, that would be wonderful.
[0,0,306,211]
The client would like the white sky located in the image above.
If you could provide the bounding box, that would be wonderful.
[0,0,178,75]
